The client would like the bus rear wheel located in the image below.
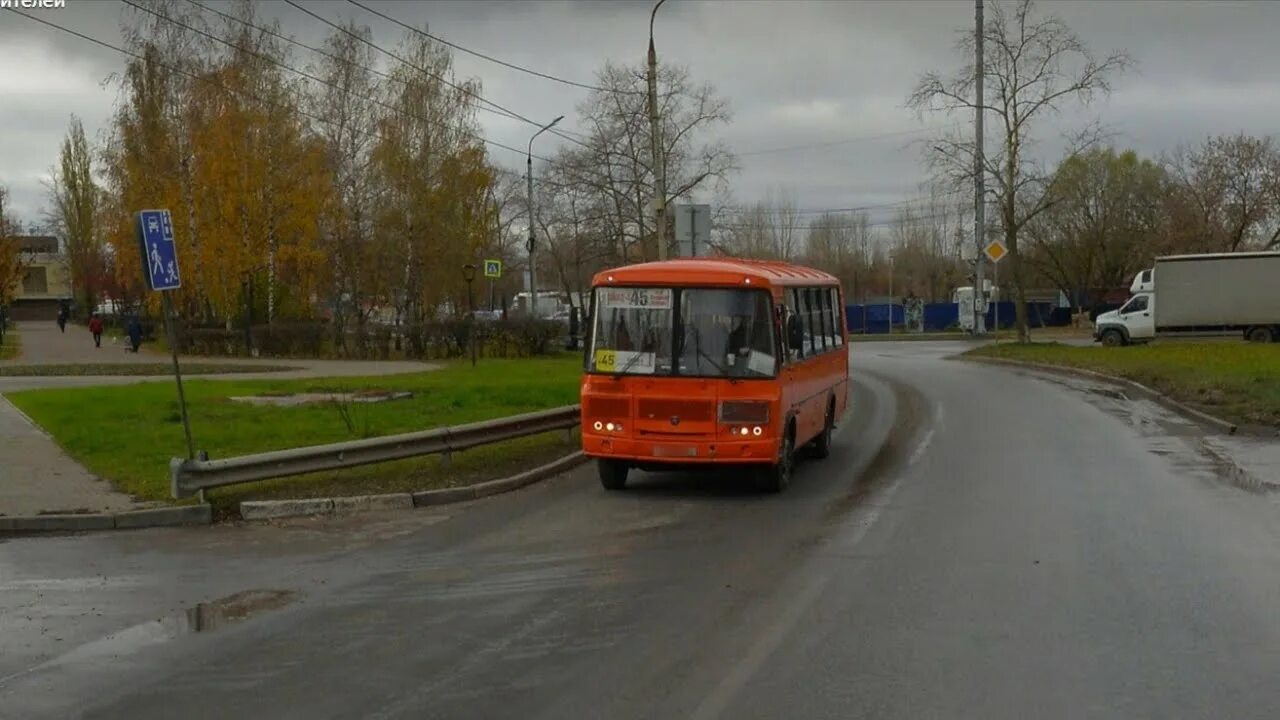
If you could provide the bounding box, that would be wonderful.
[755,426,794,494]
[810,400,835,459]
[598,459,629,490]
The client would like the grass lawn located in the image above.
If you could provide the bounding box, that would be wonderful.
[966,342,1280,428]
[7,356,584,509]
[0,328,18,360]
[0,363,297,377]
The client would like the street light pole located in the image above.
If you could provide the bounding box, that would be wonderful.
[648,0,669,261]
[527,115,564,319]
[973,0,987,336]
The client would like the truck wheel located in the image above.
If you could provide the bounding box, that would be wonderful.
[1246,326,1275,343]
[755,425,795,493]
[1100,329,1125,347]
[810,399,835,460]
[598,459,629,490]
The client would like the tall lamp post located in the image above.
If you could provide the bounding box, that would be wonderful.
[648,0,669,260]
[527,115,564,319]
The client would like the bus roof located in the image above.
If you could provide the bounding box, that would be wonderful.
[592,257,839,288]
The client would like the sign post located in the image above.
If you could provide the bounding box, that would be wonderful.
[463,264,478,367]
[984,239,1008,344]
[136,210,195,463]
[674,204,711,258]
[483,259,502,313]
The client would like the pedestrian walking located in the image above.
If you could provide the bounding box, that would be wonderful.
[56,305,68,333]
[88,313,104,349]
[127,317,143,353]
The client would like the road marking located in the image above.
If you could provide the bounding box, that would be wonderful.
[691,434,917,720]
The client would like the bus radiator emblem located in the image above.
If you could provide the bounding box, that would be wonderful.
[670,416,680,426]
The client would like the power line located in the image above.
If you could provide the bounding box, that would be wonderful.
[122,0,548,162]
[6,5,534,170]
[284,0,590,150]
[736,124,963,157]
[342,0,641,97]
[722,190,968,216]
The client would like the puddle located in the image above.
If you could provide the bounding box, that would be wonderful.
[0,589,298,687]
[181,589,298,632]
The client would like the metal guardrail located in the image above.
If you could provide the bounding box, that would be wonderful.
[170,405,581,499]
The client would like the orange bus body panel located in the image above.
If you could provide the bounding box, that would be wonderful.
[582,258,849,469]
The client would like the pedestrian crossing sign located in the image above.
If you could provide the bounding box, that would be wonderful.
[484,259,502,278]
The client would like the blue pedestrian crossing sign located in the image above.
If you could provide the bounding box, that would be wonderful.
[483,259,502,278]
[136,209,181,291]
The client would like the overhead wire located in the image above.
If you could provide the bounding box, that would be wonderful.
[121,0,552,162]
[736,124,964,157]
[342,0,642,96]
[283,0,591,150]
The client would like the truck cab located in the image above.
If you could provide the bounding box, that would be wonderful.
[1094,292,1154,346]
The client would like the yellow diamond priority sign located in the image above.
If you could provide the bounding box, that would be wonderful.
[984,240,1008,264]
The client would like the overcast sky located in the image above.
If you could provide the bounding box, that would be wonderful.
[3,0,1279,226]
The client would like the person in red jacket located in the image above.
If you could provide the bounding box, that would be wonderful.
[88,313,104,348]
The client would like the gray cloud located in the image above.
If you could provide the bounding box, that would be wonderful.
[2,0,1277,223]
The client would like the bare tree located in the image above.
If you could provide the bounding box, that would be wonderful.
[1163,134,1280,253]
[909,0,1131,341]
[550,61,736,262]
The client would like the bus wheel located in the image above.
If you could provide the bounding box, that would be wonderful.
[598,459,629,490]
[810,400,835,460]
[755,426,794,494]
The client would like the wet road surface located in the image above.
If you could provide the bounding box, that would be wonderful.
[3,341,1279,719]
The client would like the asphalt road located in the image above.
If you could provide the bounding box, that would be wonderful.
[3,341,1280,719]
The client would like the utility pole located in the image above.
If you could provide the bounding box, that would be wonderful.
[648,0,669,260]
[973,0,987,336]
[526,115,563,318]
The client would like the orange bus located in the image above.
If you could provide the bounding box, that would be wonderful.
[580,258,849,492]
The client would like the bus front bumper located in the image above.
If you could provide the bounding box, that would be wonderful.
[582,434,780,464]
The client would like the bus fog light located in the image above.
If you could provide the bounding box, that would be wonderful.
[606,422,616,432]
[740,427,750,436]
[593,421,603,431]
[752,426,763,436]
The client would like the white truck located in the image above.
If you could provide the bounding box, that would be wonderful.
[1093,251,1280,346]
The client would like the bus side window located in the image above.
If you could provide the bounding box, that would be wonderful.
[830,287,845,347]
[786,289,805,360]
[816,288,831,351]
[802,288,817,356]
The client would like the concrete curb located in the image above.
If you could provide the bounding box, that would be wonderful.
[965,356,1243,435]
[0,504,212,535]
[238,451,588,522]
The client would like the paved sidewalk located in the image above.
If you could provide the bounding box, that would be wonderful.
[1,320,164,365]
[0,396,139,516]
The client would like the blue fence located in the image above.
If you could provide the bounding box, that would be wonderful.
[846,301,1068,334]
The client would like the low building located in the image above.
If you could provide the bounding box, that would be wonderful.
[8,236,73,321]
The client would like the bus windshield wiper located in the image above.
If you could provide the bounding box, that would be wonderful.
[611,347,648,379]
[691,325,734,381]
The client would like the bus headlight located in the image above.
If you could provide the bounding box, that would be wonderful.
[605,422,616,432]
[752,426,763,436]
[593,421,604,431]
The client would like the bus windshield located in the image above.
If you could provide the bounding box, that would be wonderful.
[589,287,777,378]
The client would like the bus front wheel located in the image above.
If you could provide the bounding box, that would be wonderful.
[755,426,795,494]
[598,459,629,490]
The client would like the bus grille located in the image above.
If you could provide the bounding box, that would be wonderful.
[637,399,715,423]
[585,397,631,418]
